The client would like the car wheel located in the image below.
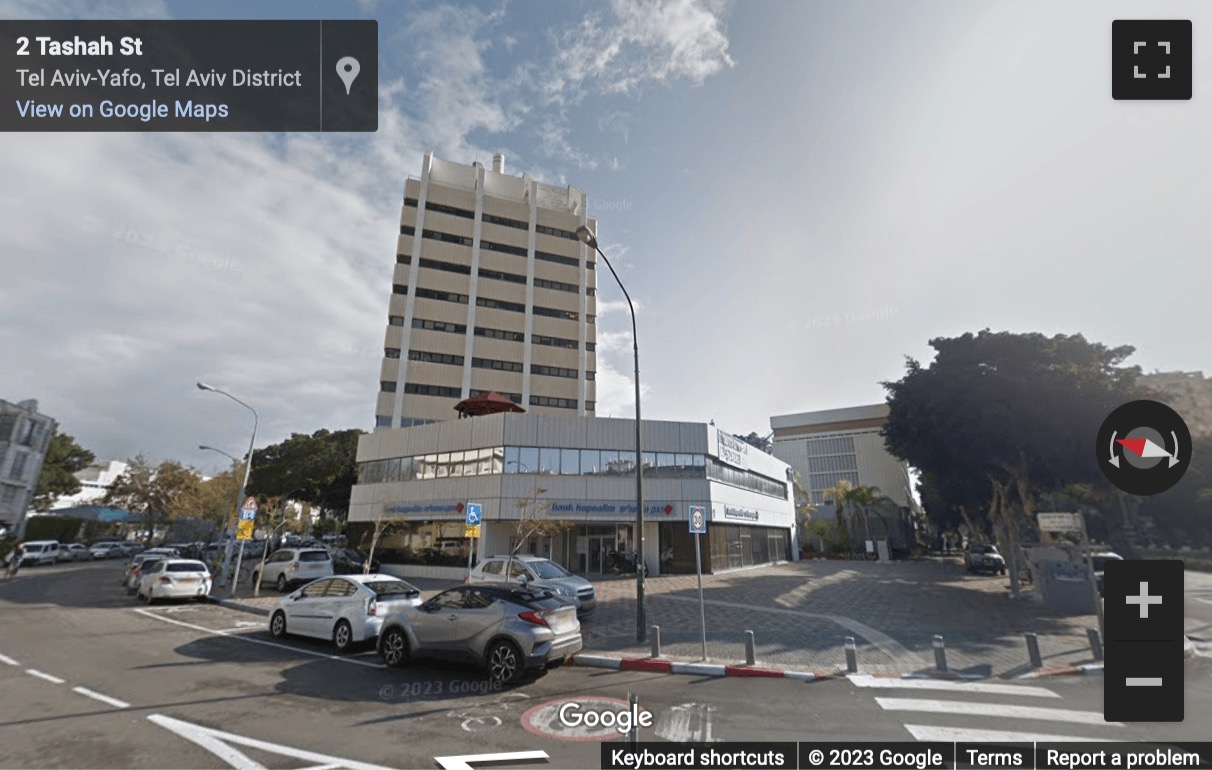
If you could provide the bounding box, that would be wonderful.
[380,627,410,668]
[999,568,1006,575]
[276,574,287,592]
[333,620,354,652]
[270,611,287,639]
[487,640,523,686]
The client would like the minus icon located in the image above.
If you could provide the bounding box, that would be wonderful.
[1126,677,1163,686]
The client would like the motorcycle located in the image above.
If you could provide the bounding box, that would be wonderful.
[606,550,648,577]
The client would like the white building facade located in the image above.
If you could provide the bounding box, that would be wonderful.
[349,414,797,579]
[50,460,128,510]
[0,398,57,537]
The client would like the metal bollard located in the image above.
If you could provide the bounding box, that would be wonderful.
[1087,628,1104,662]
[627,693,639,747]
[933,635,948,673]
[1024,632,1043,668]
[651,625,661,658]
[845,636,858,673]
[744,630,756,666]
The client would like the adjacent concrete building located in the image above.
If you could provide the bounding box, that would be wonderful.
[1142,370,1212,439]
[0,398,57,537]
[378,151,598,429]
[49,459,128,510]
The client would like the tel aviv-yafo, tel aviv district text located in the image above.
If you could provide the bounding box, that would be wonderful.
[15,68,304,88]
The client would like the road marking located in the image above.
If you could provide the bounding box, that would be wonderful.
[0,652,18,666]
[133,609,386,669]
[435,751,549,770]
[148,714,398,770]
[904,725,1124,743]
[655,702,718,743]
[25,668,65,684]
[874,697,1120,726]
[72,686,130,709]
[849,674,1060,698]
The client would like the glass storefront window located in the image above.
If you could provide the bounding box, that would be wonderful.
[491,447,504,474]
[399,457,414,482]
[580,449,601,475]
[449,450,465,477]
[641,452,656,477]
[600,450,621,475]
[519,446,538,473]
[504,446,520,472]
[560,448,580,474]
[539,447,560,474]
[435,453,450,478]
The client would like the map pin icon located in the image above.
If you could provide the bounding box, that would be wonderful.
[336,57,360,95]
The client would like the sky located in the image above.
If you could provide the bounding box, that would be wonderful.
[1,0,1209,476]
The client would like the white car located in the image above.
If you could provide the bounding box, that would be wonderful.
[89,542,123,559]
[19,540,61,566]
[269,574,423,652]
[61,543,92,562]
[253,548,334,592]
[136,559,212,603]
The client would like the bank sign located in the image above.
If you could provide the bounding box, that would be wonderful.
[550,502,676,516]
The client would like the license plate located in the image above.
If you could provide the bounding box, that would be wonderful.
[582,600,595,610]
[179,578,198,583]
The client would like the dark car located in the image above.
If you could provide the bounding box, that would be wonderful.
[329,547,379,575]
[965,544,1007,575]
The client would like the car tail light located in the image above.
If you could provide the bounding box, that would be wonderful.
[367,598,377,616]
[158,576,172,584]
[518,611,549,627]
[288,562,299,571]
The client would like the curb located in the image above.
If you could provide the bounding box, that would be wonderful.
[1015,663,1104,679]
[569,653,836,681]
[207,596,272,617]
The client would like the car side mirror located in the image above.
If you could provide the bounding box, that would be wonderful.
[518,573,530,586]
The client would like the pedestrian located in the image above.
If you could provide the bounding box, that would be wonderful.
[5,541,24,579]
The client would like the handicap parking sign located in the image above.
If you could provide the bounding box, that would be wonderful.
[465,503,482,526]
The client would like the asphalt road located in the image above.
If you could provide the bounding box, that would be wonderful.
[1,560,1209,770]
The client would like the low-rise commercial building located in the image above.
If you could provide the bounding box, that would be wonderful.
[349,413,797,579]
[0,398,56,537]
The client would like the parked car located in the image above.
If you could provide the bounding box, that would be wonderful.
[61,543,92,562]
[122,554,166,593]
[377,584,582,685]
[328,547,380,575]
[268,574,422,651]
[19,540,61,566]
[143,547,180,559]
[469,555,596,617]
[965,544,1006,575]
[135,559,212,603]
[1090,552,1124,595]
[89,542,123,559]
[253,548,334,592]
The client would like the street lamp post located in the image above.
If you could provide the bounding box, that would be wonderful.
[199,444,242,554]
[197,382,258,596]
[576,225,647,644]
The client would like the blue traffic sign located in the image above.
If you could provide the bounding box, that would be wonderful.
[240,508,256,521]
[465,503,482,526]
[689,505,706,534]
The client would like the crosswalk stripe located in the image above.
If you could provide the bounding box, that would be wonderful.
[905,725,1125,743]
[875,697,1121,726]
[849,675,1059,698]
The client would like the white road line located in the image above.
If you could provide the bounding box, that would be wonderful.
[848,674,1060,698]
[0,653,19,666]
[72,686,130,709]
[874,697,1121,726]
[133,609,386,669]
[905,725,1124,743]
[25,668,65,684]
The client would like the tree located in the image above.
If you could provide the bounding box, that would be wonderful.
[33,433,95,510]
[883,330,1145,594]
[822,479,891,551]
[365,507,405,574]
[104,456,203,543]
[506,486,570,579]
[248,428,364,526]
[738,431,773,454]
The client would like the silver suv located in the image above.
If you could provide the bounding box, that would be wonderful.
[469,555,596,616]
[253,548,334,592]
[377,584,582,685]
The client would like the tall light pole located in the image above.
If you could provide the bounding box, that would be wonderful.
[197,382,258,595]
[199,444,243,549]
[576,224,646,643]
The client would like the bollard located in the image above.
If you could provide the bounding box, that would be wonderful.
[744,630,756,666]
[933,634,948,673]
[1087,628,1104,662]
[1024,632,1043,668]
[627,693,639,747]
[651,625,661,659]
[845,636,858,673]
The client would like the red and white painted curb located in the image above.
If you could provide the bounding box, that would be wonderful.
[1015,662,1104,679]
[568,653,834,681]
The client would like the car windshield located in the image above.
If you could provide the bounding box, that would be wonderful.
[299,550,330,562]
[364,580,419,597]
[166,562,207,572]
[529,560,572,579]
[975,545,999,554]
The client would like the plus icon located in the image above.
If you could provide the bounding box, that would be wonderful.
[1126,581,1163,619]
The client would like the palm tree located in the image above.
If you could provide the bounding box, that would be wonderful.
[822,479,893,554]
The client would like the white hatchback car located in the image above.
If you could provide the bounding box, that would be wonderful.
[269,574,423,652]
[136,559,212,603]
[254,548,334,592]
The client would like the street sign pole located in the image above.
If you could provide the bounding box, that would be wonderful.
[690,506,708,661]
[1079,512,1104,638]
[464,503,482,583]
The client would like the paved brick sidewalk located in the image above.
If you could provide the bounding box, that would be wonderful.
[579,559,1102,678]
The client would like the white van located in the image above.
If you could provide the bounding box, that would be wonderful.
[20,540,61,566]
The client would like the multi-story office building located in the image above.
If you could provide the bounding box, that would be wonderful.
[770,403,915,510]
[0,398,57,537]
[378,151,598,429]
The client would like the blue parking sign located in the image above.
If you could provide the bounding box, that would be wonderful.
[465,503,482,526]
